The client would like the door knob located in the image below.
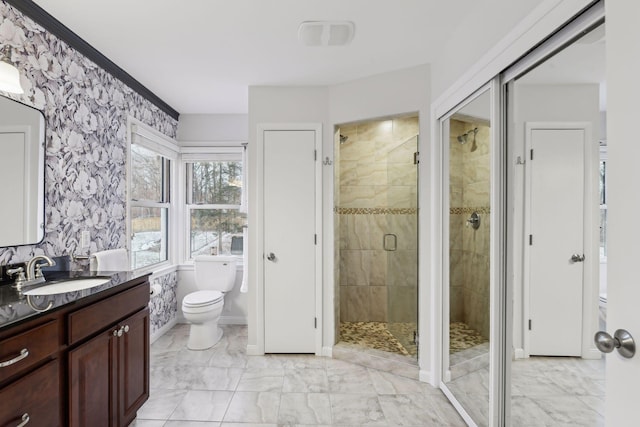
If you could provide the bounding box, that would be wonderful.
[570,253,585,263]
[266,252,276,261]
[594,329,636,358]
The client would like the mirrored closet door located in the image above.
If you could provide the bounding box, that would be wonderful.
[440,83,504,427]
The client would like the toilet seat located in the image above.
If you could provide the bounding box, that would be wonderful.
[183,290,223,308]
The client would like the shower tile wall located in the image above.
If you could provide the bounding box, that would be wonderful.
[337,117,418,324]
[449,118,491,339]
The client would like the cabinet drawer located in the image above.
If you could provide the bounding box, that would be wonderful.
[0,359,60,427]
[0,320,58,383]
[68,282,149,345]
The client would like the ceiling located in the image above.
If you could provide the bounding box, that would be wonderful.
[32,0,543,115]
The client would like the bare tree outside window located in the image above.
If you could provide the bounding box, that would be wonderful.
[187,160,245,258]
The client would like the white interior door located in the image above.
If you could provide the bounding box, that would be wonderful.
[527,126,585,356]
[263,130,317,353]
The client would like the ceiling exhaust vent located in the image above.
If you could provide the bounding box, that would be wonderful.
[298,21,355,47]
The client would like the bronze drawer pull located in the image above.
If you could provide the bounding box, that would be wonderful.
[0,348,29,368]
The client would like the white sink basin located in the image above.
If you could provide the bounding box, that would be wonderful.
[23,277,111,296]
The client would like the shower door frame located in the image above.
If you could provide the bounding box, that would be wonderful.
[435,79,507,426]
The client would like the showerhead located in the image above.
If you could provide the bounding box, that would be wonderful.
[339,134,349,144]
[457,128,478,148]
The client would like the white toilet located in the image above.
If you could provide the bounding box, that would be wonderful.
[182,255,237,350]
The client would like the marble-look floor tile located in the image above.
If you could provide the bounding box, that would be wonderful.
[223,392,280,424]
[164,422,221,427]
[327,366,374,393]
[510,396,554,426]
[219,423,277,427]
[330,393,386,426]
[236,368,284,392]
[531,396,603,425]
[378,394,443,426]
[169,390,233,421]
[368,368,435,395]
[278,393,332,425]
[150,365,243,391]
[283,368,330,392]
[129,420,167,427]
[136,389,187,419]
[429,394,467,426]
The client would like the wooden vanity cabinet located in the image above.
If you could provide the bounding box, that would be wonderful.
[0,276,150,427]
[68,282,150,427]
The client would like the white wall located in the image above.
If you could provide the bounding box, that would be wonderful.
[247,67,431,361]
[430,0,545,101]
[328,65,432,375]
[175,113,249,323]
[177,114,248,142]
[247,86,329,349]
[511,83,600,355]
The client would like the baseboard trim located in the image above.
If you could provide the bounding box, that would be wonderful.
[246,344,262,356]
[219,315,247,325]
[322,346,333,357]
[150,318,178,344]
[419,369,432,384]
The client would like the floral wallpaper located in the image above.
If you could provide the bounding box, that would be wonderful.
[150,271,178,335]
[0,2,178,329]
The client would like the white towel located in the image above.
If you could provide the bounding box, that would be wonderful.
[240,226,248,293]
[91,248,129,271]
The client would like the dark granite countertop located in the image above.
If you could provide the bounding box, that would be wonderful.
[0,269,151,331]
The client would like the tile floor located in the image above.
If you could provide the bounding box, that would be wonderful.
[446,355,605,426]
[132,324,465,427]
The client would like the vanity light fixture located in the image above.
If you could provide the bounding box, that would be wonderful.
[298,21,355,47]
[0,45,24,94]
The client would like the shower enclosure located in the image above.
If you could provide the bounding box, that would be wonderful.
[334,116,419,359]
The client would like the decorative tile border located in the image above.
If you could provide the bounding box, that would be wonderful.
[335,207,418,215]
[450,207,491,215]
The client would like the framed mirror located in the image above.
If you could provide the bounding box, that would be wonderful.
[0,95,45,247]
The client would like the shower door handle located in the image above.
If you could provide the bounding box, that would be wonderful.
[383,234,397,251]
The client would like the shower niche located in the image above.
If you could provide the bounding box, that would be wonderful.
[333,115,419,361]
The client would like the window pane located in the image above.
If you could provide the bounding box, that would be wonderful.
[190,209,246,257]
[189,161,242,205]
[600,207,607,258]
[599,160,606,205]
[132,144,164,202]
[131,207,168,269]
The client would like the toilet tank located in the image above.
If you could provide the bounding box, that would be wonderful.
[194,255,237,292]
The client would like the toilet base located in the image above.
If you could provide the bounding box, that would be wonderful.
[187,323,224,350]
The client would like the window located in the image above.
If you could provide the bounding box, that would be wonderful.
[599,156,607,259]
[129,122,176,270]
[185,157,246,259]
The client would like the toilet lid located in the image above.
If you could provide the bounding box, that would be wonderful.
[183,290,223,307]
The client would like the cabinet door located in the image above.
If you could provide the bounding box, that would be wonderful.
[118,308,150,426]
[69,328,117,427]
[0,360,60,427]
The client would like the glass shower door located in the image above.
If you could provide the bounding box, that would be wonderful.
[386,134,419,359]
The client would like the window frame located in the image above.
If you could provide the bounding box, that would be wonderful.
[181,148,245,262]
[127,117,179,273]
